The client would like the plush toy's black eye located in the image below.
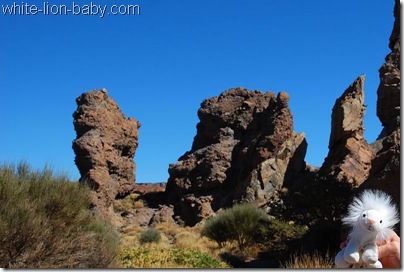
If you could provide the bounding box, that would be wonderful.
[380,220,383,223]
[363,214,366,217]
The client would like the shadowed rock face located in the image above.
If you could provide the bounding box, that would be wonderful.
[360,0,400,209]
[319,75,373,185]
[166,88,307,226]
[72,89,140,218]
[377,0,401,138]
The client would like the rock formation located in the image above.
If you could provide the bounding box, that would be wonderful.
[164,2,401,223]
[72,89,140,218]
[166,88,307,226]
[360,0,400,208]
[65,3,399,260]
[319,75,374,185]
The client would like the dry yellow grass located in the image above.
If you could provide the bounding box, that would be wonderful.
[120,224,143,236]
[153,220,265,260]
[120,244,229,268]
[119,221,228,266]
[173,229,226,256]
[281,250,335,268]
[119,217,272,268]
[113,193,144,213]
[154,221,182,238]
[120,226,172,249]
[119,224,143,249]
[174,230,199,248]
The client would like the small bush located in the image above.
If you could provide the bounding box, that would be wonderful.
[140,228,161,244]
[259,218,308,251]
[201,203,270,249]
[0,162,119,268]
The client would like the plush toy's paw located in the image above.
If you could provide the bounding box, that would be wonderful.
[367,261,383,268]
[335,250,350,268]
[362,244,378,264]
[344,251,360,264]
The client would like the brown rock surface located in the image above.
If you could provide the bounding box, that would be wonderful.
[240,132,307,206]
[377,0,401,137]
[268,1,400,253]
[361,0,400,208]
[72,89,140,218]
[133,183,166,195]
[319,75,373,185]
[122,208,155,227]
[166,88,307,225]
[149,205,175,226]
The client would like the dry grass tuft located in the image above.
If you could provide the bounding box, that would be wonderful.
[281,250,335,268]
[174,230,199,249]
[154,221,182,237]
[113,193,144,212]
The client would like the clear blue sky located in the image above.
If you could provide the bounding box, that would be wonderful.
[0,0,394,182]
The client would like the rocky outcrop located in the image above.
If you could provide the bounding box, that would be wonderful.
[319,75,374,185]
[166,88,307,226]
[360,0,400,208]
[72,89,140,218]
[377,0,401,137]
[120,205,174,227]
[149,205,175,226]
[241,132,307,206]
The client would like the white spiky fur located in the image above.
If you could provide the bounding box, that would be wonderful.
[335,189,399,268]
[343,189,399,243]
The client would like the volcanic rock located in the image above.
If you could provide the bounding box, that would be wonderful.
[377,0,401,137]
[166,88,307,226]
[122,208,155,227]
[319,75,374,185]
[240,132,307,206]
[72,88,140,219]
[361,0,401,208]
[149,205,175,226]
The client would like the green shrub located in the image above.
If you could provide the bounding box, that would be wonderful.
[139,228,162,244]
[259,218,308,251]
[170,248,228,268]
[0,162,120,268]
[201,203,269,249]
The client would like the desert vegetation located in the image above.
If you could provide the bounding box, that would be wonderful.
[201,203,270,248]
[116,197,336,268]
[0,162,119,268]
[120,246,229,268]
[0,162,341,268]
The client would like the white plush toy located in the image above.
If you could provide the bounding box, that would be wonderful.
[335,189,399,268]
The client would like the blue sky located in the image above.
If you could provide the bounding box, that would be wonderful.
[0,0,394,182]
